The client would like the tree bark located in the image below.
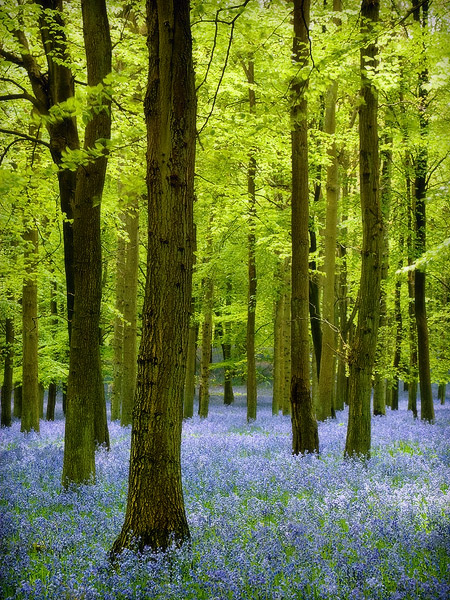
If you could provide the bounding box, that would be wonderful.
[46,280,58,421]
[183,305,197,419]
[1,316,14,427]
[345,0,382,459]
[412,0,434,423]
[62,0,111,485]
[244,60,258,424]
[111,0,195,555]
[111,218,126,422]
[198,272,213,419]
[121,198,140,427]
[21,227,40,434]
[290,0,319,455]
[317,77,339,421]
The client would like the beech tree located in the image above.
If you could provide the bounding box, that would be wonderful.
[111,0,196,554]
[290,0,319,455]
[62,0,112,485]
[344,0,383,459]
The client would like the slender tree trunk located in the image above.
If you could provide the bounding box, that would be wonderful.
[282,278,292,416]
[111,0,195,555]
[390,261,403,410]
[345,0,382,459]
[412,0,434,423]
[198,220,213,419]
[121,197,140,427]
[1,316,14,427]
[14,384,22,419]
[243,60,258,423]
[62,0,111,485]
[183,307,197,419]
[272,260,285,415]
[46,280,58,421]
[373,131,392,416]
[336,201,349,410]
[222,279,234,405]
[318,75,339,421]
[198,274,213,419]
[290,0,319,455]
[111,219,126,422]
[438,383,446,405]
[21,226,40,434]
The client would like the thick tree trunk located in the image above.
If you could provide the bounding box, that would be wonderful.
[121,198,140,427]
[37,1,80,338]
[290,0,319,455]
[21,227,40,434]
[111,0,195,555]
[1,317,14,427]
[62,0,111,485]
[345,0,382,459]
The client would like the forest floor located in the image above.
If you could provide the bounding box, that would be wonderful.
[1,386,449,599]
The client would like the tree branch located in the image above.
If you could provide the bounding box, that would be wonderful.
[0,128,51,149]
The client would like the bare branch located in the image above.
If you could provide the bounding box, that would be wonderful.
[0,127,51,149]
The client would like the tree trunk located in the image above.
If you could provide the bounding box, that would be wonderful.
[46,280,58,421]
[222,279,234,406]
[37,1,80,339]
[121,197,140,427]
[345,0,382,459]
[62,0,111,485]
[111,219,126,422]
[14,384,22,419]
[198,274,213,419]
[290,0,319,455]
[272,260,285,415]
[282,278,292,416]
[244,60,258,424]
[317,75,339,421]
[183,307,197,419]
[336,206,349,411]
[438,383,446,405]
[21,227,40,434]
[412,0,434,424]
[373,131,393,416]
[111,0,195,555]
[390,265,403,411]
[1,316,14,427]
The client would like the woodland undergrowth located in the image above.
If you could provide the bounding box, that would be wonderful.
[0,388,449,600]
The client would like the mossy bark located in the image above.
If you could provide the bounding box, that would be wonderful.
[111,0,195,554]
[62,0,111,485]
[345,0,383,459]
